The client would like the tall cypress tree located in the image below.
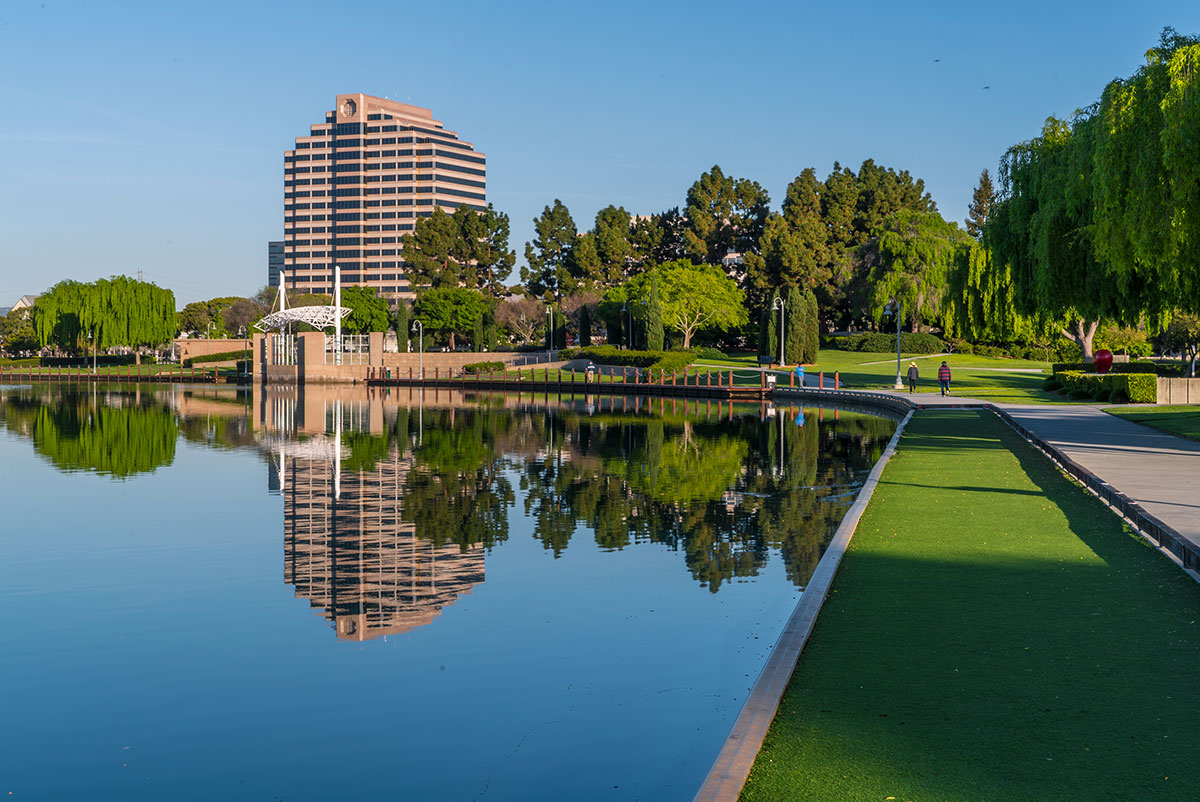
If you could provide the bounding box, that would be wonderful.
[646,273,665,351]
[766,293,780,363]
[394,300,409,351]
[802,289,820,363]
[785,286,804,364]
[757,308,770,359]
[579,305,592,346]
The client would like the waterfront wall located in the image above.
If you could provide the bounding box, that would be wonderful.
[176,338,249,363]
[252,330,557,385]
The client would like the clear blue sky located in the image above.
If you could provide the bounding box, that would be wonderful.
[1,0,1196,306]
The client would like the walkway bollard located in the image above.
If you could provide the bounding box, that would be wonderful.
[790,371,795,388]
[819,371,824,390]
[835,371,839,390]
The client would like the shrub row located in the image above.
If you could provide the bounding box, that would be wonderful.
[41,354,157,367]
[1051,360,1183,377]
[948,338,1079,362]
[1046,370,1157,403]
[184,349,247,367]
[557,345,696,373]
[463,361,506,374]
[833,332,945,354]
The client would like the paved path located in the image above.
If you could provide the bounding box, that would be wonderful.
[869,389,1200,549]
[999,404,1200,548]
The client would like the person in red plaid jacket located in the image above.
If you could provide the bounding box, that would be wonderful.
[937,361,952,396]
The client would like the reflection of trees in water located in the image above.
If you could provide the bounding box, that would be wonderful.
[401,407,515,552]
[398,405,894,593]
[0,390,177,478]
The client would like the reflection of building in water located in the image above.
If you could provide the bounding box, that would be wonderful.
[282,452,484,640]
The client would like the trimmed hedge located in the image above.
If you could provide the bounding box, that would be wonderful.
[1052,360,1182,377]
[463,360,506,374]
[557,346,696,373]
[184,349,247,367]
[41,354,157,367]
[1057,370,1157,404]
[834,332,944,354]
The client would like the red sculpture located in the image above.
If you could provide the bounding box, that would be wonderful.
[1094,349,1114,374]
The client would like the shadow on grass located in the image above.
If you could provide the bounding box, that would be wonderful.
[742,409,1200,802]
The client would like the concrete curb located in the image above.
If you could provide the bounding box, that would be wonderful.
[691,407,915,802]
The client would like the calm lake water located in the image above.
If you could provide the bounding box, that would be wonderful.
[0,383,896,801]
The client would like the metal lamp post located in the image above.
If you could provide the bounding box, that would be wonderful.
[239,326,247,378]
[546,305,554,362]
[622,302,629,351]
[771,295,786,366]
[87,329,96,375]
[411,320,424,380]
[886,297,903,389]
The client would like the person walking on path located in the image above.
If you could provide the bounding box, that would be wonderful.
[794,364,806,388]
[938,361,952,396]
[906,362,919,394]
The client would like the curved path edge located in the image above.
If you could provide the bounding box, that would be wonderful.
[691,402,915,802]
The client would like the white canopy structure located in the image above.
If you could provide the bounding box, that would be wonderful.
[254,305,349,332]
[254,267,350,332]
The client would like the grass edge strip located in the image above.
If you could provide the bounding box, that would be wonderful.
[690,407,916,802]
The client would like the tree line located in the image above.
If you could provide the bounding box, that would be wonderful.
[965,27,1200,363]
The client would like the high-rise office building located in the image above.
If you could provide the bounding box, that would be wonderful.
[267,240,284,288]
[282,93,487,299]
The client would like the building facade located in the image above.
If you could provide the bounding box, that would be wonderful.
[283,93,487,300]
[267,240,284,288]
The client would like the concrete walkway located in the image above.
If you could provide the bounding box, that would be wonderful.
[1000,404,1200,549]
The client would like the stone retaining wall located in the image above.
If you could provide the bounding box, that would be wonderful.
[1157,377,1200,405]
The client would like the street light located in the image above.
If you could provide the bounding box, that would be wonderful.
[885,296,903,389]
[411,320,424,380]
[546,305,554,362]
[87,328,96,375]
[771,295,786,367]
[621,302,629,351]
[238,326,247,379]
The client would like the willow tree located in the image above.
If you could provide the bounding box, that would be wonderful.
[79,276,177,353]
[1094,29,1200,316]
[33,280,89,350]
[867,209,969,332]
[989,116,1115,360]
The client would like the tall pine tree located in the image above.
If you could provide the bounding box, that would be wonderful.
[965,168,995,238]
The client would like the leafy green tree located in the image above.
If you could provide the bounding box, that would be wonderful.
[412,287,487,349]
[339,286,391,333]
[0,308,37,354]
[623,260,747,349]
[1160,313,1200,376]
[522,199,577,301]
[965,168,995,238]
[683,165,771,266]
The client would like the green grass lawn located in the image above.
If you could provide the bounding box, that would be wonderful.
[698,349,1064,403]
[1105,405,1200,443]
[741,409,1200,801]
